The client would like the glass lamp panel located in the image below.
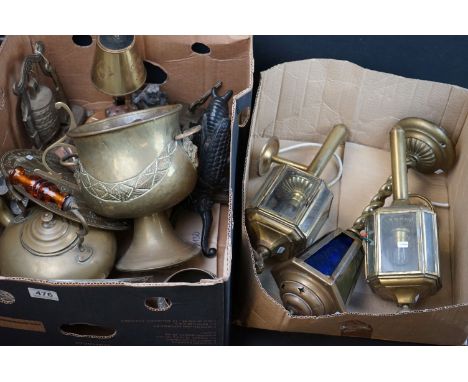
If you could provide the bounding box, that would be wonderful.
[299,180,329,235]
[423,211,438,274]
[304,232,354,276]
[365,215,376,277]
[379,211,421,273]
[261,167,318,222]
[335,243,363,303]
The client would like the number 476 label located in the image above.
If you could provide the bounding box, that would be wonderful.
[28,288,59,302]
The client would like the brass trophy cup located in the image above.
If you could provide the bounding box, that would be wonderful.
[51,104,200,272]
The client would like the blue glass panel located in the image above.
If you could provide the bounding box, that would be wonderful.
[304,233,354,276]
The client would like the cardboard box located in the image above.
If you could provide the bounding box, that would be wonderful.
[238,58,468,345]
[0,35,253,345]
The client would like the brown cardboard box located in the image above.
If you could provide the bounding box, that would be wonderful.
[0,35,253,345]
[238,58,468,345]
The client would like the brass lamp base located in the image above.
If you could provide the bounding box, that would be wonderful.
[367,274,441,306]
[400,117,455,174]
[272,259,345,316]
[116,212,200,272]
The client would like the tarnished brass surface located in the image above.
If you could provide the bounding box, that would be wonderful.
[272,229,363,316]
[58,104,199,271]
[364,121,448,306]
[0,149,129,231]
[257,124,348,177]
[115,213,199,272]
[91,36,146,96]
[365,205,441,306]
[397,117,455,174]
[247,125,346,273]
[258,137,307,176]
[390,126,408,202]
[0,198,14,227]
[0,208,116,279]
[246,165,332,273]
[307,124,347,177]
[66,104,198,219]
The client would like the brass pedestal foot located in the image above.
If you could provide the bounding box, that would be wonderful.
[116,212,200,272]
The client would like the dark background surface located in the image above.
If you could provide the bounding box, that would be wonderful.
[231,35,468,346]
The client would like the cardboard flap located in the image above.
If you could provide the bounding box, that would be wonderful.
[253,59,468,149]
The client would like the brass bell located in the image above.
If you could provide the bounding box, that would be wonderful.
[91,35,146,97]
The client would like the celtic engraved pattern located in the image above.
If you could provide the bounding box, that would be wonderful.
[77,141,176,202]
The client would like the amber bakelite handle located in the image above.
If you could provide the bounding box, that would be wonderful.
[9,166,75,211]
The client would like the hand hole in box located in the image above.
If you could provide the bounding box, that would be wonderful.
[340,320,373,338]
[60,323,117,339]
[145,297,172,312]
[144,61,168,85]
[0,289,15,304]
[191,42,211,55]
[238,106,251,128]
[71,35,93,47]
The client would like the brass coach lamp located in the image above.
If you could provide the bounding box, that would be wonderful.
[270,173,391,317]
[246,124,348,273]
[270,117,455,315]
[364,124,453,307]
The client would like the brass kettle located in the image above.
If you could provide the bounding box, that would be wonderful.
[0,198,116,280]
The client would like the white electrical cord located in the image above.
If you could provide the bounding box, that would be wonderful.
[431,201,450,208]
[279,142,343,187]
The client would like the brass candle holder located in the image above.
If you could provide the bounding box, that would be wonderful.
[246,124,348,273]
[91,35,147,116]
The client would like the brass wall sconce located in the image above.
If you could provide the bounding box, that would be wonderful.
[364,120,455,307]
[246,124,348,273]
[271,117,455,315]
[271,173,393,316]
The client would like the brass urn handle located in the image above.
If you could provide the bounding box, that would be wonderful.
[41,102,80,175]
